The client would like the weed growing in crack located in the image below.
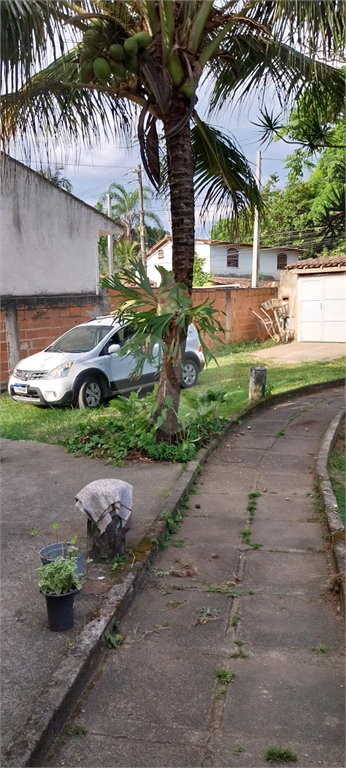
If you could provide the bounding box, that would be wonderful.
[65,723,88,736]
[233,743,244,755]
[194,606,221,625]
[216,669,234,684]
[214,687,227,699]
[231,614,241,627]
[264,746,298,762]
[207,583,242,598]
[166,599,186,609]
[311,644,328,653]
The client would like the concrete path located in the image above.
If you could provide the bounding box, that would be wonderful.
[252,341,345,365]
[45,388,345,768]
[0,440,183,760]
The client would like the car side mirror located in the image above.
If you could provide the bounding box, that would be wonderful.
[108,343,120,355]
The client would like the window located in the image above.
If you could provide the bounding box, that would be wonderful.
[157,249,164,259]
[227,248,239,268]
[277,252,287,270]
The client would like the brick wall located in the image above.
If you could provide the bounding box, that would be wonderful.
[230,287,277,343]
[110,285,278,348]
[1,286,277,386]
[1,294,107,385]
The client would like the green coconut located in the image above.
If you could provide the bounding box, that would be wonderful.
[80,61,94,83]
[123,36,138,55]
[83,28,99,46]
[109,61,127,80]
[109,44,125,61]
[93,57,111,82]
[79,50,90,65]
[126,55,139,75]
[133,31,152,48]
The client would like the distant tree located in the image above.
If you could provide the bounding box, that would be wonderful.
[37,165,72,192]
[193,255,213,287]
[145,225,167,250]
[97,184,162,244]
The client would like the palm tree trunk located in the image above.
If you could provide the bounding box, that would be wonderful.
[155,95,195,440]
[164,95,195,293]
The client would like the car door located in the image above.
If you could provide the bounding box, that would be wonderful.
[101,328,158,393]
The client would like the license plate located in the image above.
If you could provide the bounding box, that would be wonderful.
[14,384,28,394]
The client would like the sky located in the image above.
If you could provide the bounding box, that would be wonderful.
[11,69,300,238]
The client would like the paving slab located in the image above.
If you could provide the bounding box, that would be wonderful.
[239,593,344,650]
[244,549,329,595]
[250,519,323,549]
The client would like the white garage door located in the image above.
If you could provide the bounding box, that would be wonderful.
[298,274,346,342]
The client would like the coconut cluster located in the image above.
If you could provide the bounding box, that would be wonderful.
[79,23,152,84]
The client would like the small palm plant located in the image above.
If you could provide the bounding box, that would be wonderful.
[102,260,224,438]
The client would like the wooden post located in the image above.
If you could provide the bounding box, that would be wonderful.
[249,365,267,401]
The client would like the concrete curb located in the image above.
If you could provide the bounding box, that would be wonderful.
[315,407,345,612]
[4,378,344,767]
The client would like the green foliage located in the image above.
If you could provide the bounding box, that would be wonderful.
[192,254,213,287]
[38,556,82,595]
[211,110,345,257]
[104,630,123,648]
[111,554,126,571]
[63,389,201,464]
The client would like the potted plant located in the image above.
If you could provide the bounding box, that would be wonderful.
[39,525,85,576]
[38,556,82,631]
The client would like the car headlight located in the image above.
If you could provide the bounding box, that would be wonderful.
[44,362,73,379]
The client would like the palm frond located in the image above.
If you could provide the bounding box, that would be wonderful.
[1,0,80,95]
[192,113,262,223]
[1,48,134,149]
[207,33,345,114]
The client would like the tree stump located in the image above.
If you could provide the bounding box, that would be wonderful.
[87,515,125,563]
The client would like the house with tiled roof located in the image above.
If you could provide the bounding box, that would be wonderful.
[146,236,302,285]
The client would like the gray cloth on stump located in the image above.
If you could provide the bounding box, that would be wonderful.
[75,479,133,534]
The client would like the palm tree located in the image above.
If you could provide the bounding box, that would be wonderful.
[2,0,344,435]
[98,183,162,244]
[37,165,73,192]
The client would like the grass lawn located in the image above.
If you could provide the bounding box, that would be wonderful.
[1,340,344,446]
[328,420,345,526]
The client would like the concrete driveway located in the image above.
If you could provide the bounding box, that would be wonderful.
[252,341,345,365]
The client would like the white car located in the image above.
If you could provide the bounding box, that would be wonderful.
[8,316,205,408]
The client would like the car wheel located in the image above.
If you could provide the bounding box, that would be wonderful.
[182,358,199,388]
[78,378,103,409]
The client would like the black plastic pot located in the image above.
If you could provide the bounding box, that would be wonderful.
[43,588,79,631]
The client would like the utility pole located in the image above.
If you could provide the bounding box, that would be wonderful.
[107,193,114,278]
[251,150,261,288]
[136,164,146,268]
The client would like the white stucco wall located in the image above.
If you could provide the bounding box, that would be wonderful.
[147,240,173,284]
[1,156,120,297]
[209,244,298,280]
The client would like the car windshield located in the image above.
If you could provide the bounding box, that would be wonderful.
[46,326,112,353]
